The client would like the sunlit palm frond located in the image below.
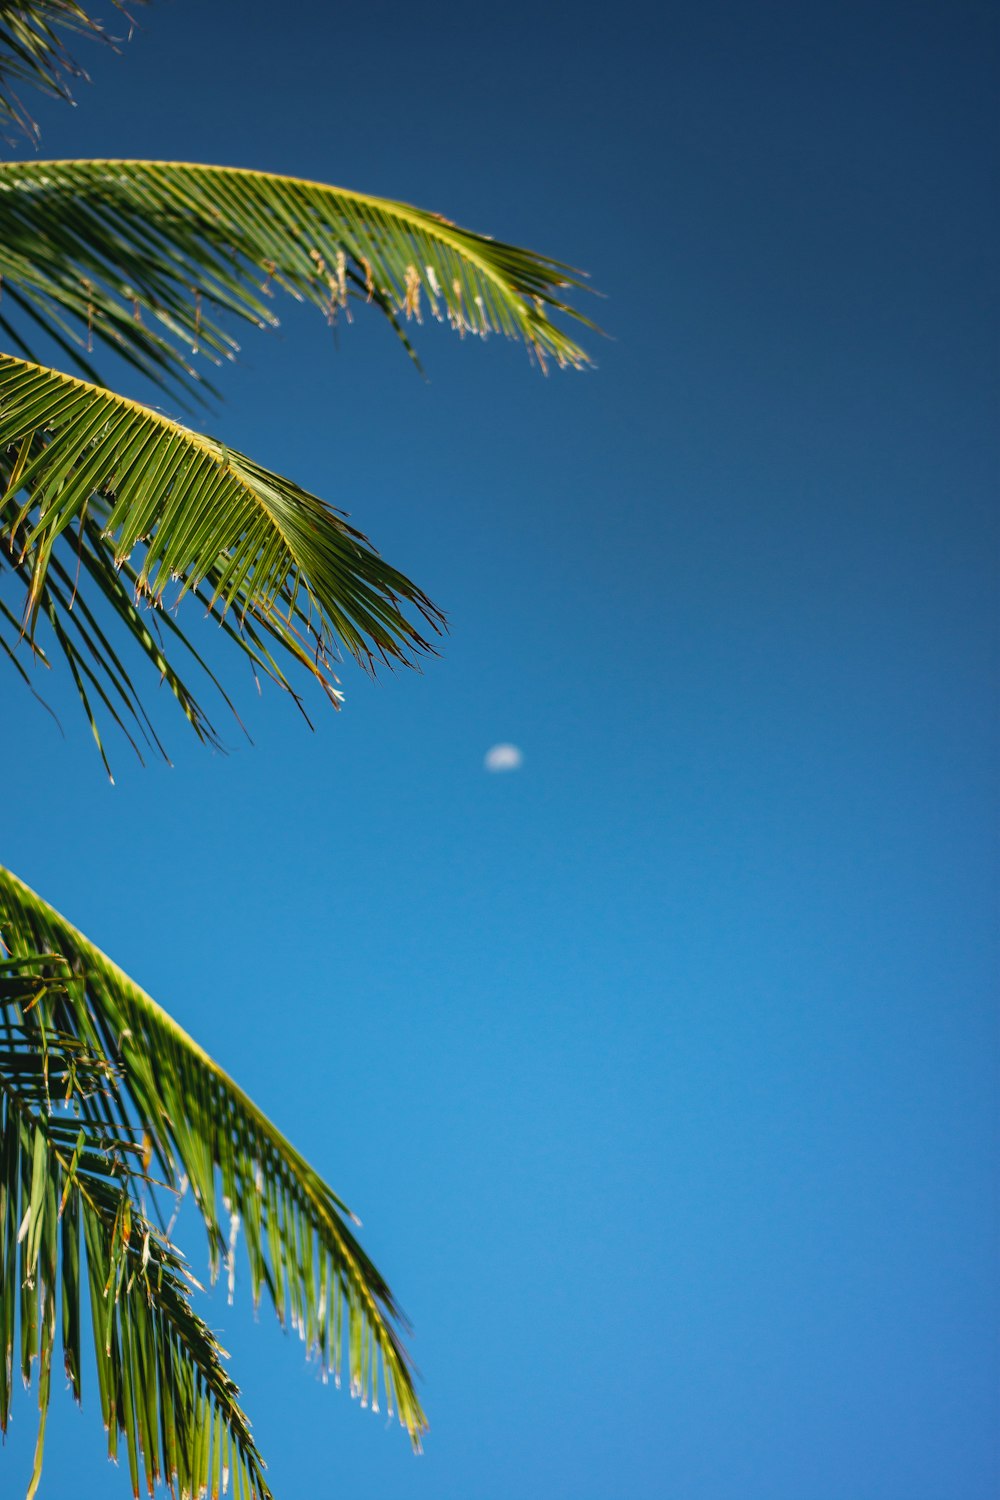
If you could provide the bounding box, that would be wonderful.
[0,964,271,1500]
[0,158,595,392]
[0,353,443,760]
[0,2,143,140]
[0,868,428,1450]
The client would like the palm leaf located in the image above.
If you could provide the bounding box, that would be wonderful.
[0,3,143,140]
[0,158,594,393]
[0,352,443,758]
[0,487,239,775]
[0,866,428,1450]
[0,980,272,1500]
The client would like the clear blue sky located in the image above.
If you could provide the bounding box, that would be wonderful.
[3,2,997,1497]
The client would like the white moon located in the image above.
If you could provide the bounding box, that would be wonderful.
[484,743,524,772]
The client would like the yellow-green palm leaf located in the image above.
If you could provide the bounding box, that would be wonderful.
[0,157,594,393]
[0,865,427,1465]
[0,353,443,766]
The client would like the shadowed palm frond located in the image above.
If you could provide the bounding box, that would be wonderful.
[0,353,443,764]
[0,499,243,774]
[0,965,272,1500]
[0,867,428,1457]
[0,2,143,140]
[0,158,595,393]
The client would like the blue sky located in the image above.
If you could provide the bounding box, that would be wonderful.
[3,2,997,1497]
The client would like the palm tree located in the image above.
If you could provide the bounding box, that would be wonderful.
[0,6,591,1497]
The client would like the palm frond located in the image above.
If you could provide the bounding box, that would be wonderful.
[0,866,428,1450]
[0,492,238,775]
[0,974,271,1500]
[0,353,443,760]
[0,158,595,393]
[0,3,143,140]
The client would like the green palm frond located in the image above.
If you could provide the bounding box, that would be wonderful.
[0,969,271,1500]
[0,497,244,774]
[0,3,143,140]
[0,158,595,393]
[0,352,443,763]
[0,866,428,1454]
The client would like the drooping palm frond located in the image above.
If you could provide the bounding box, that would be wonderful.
[0,866,428,1454]
[0,158,595,394]
[0,962,272,1500]
[0,492,242,774]
[0,352,444,762]
[0,2,143,139]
